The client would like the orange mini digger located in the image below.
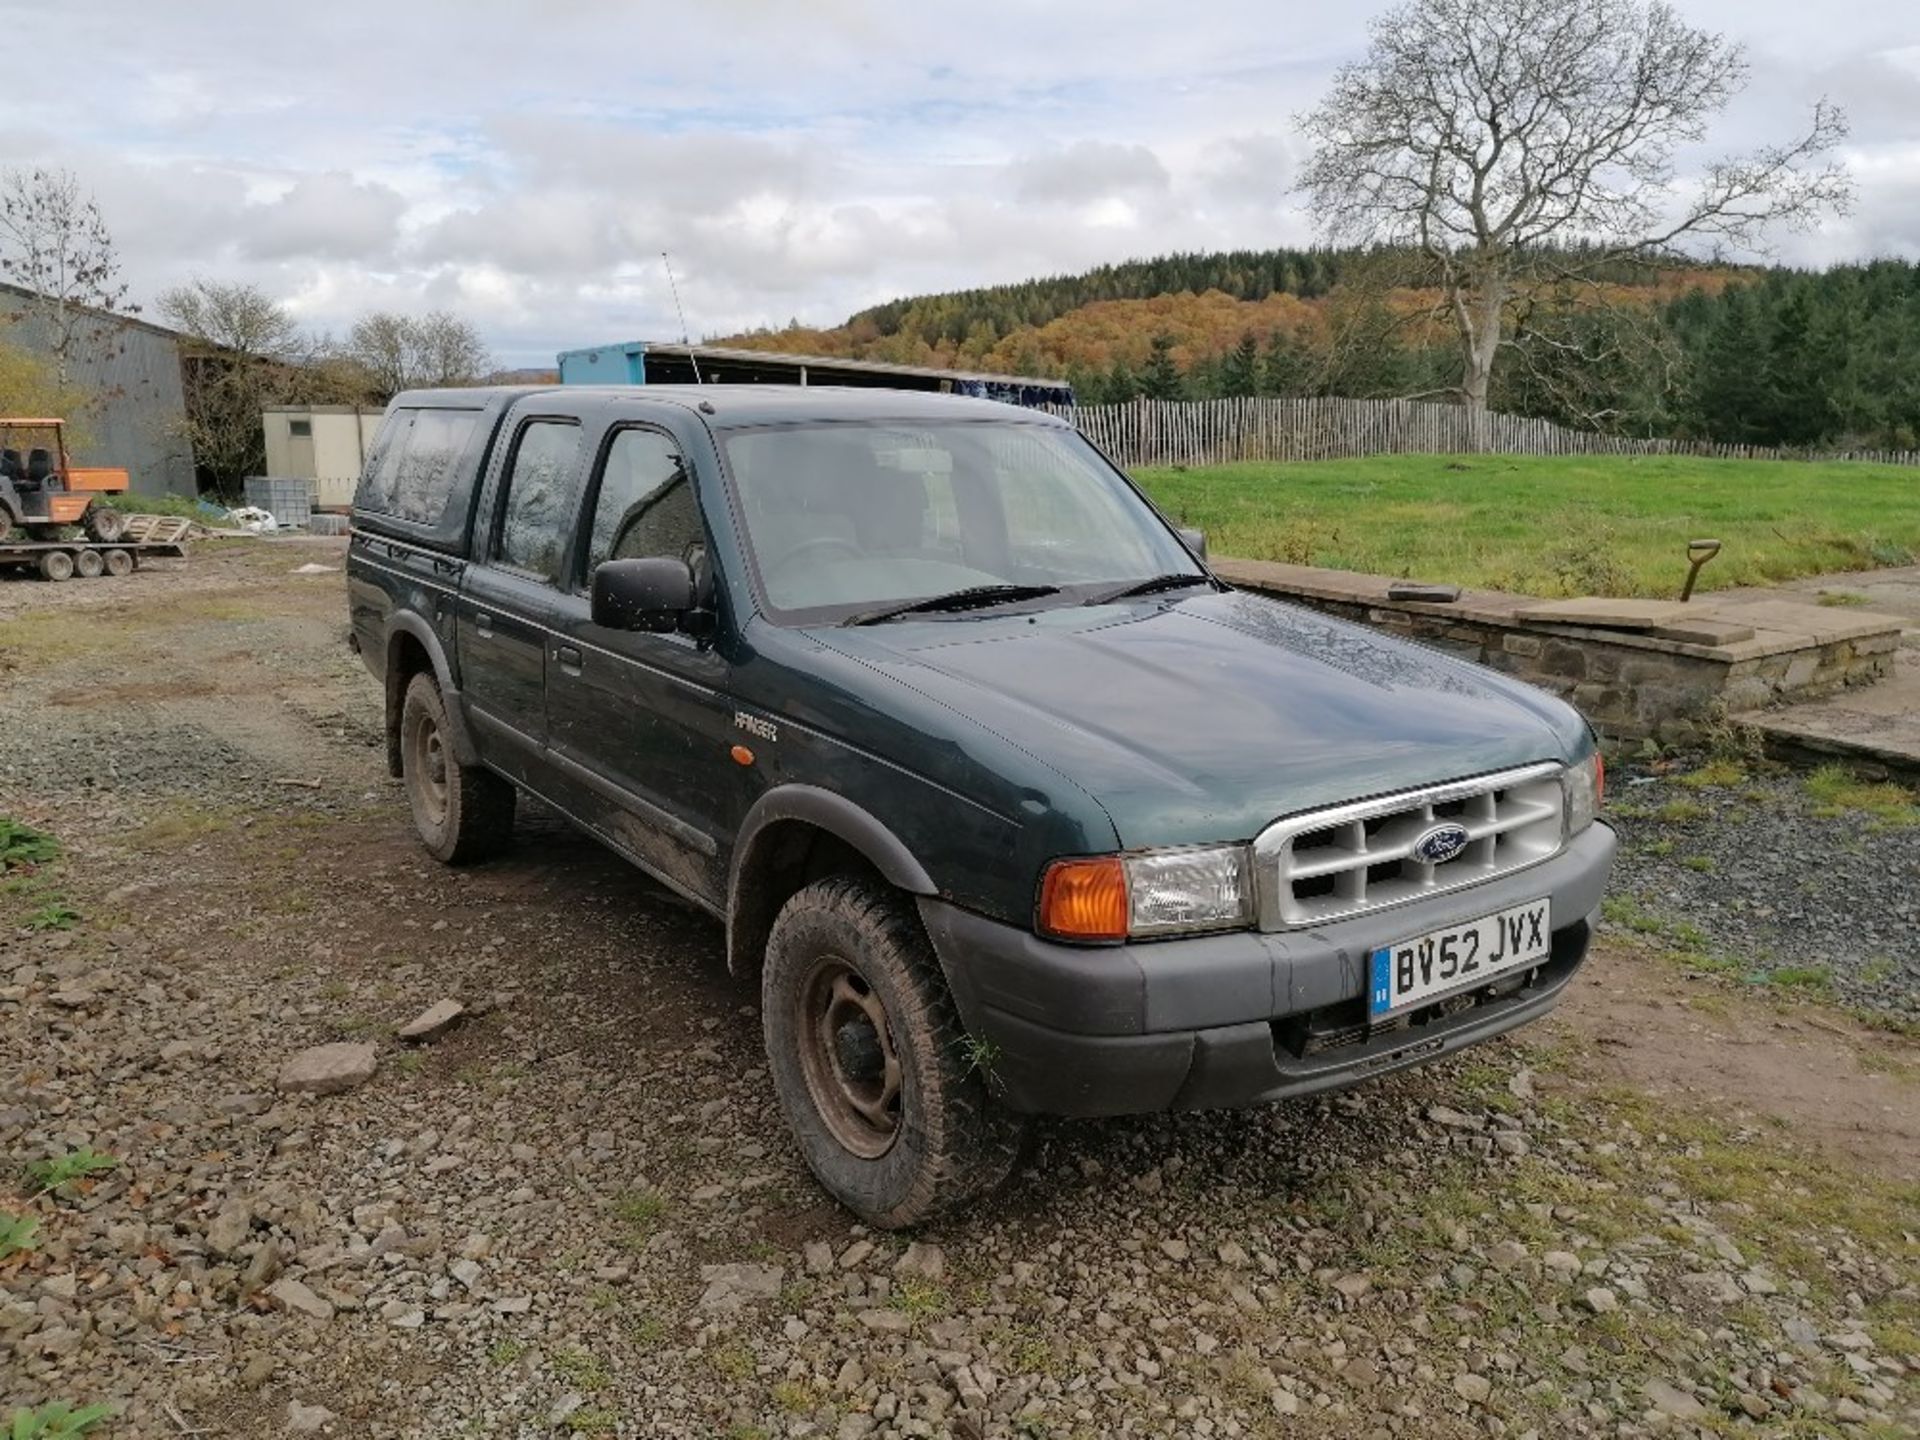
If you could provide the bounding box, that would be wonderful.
[0,417,130,544]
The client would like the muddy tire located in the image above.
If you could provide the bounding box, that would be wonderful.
[83,504,127,543]
[74,548,105,579]
[399,671,515,864]
[103,548,133,577]
[762,875,1028,1228]
[0,509,11,543]
[38,550,74,581]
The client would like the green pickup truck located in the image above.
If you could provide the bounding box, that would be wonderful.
[347,384,1613,1226]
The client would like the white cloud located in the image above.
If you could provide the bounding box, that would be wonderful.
[0,0,1910,365]
[240,173,407,262]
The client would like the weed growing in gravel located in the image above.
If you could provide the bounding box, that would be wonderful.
[23,901,80,931]
[612,1189,667,1241]
[563,1409,617,1436]
[552,1346,610,1391]
[959,1033,1004,1087]
[628,1313,667,1347]
[770,1380,817,1413]
[705,1342,756,1381]
[889,1277,948,1317]
[1817,591,1870,607]
[485,1339,524,1367]
[27,1147,117,1196]
[1675,759,1746,789]
[1766,965,1834,995]
[1680,854,1717,873]
[0,817,59,869]
[0,1210,40,1260]
[1804,764,1919,828]
[127,804,229,851]
[1654,798,1708,823]
[5,1401,117,1437]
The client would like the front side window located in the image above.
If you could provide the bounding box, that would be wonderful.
[721,421,1199,622]
[583,427,704,583]
[495,420,583,582]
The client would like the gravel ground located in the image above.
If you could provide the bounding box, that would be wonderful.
[1607,761,1920,1021]
[2,550,1916,1439]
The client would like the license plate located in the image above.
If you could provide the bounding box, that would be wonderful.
[1369,899,1551,1018]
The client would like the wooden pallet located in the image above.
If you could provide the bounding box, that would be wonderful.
[117,514,197,544]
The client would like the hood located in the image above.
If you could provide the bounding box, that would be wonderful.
[815,589,1586,848]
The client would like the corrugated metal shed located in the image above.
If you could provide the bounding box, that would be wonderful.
[0,281,196,496]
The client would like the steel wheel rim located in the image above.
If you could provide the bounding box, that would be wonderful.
[796,956,903,1159]
[407,711,449,828]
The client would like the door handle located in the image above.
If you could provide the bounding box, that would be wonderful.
[556,644,583,676]
[473,611,494,639]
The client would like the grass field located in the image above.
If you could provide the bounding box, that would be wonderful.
[1133,453,1920,597]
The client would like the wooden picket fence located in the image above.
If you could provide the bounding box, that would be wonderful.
[1040,396,1920,471]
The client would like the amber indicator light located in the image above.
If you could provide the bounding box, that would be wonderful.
[730,744,755,767]
[1038,856,1128,941]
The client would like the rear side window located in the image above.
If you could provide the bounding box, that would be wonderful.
[495,420,584,582]
[582,427,703,584]
[355,407,481,525]
[355,410,416,513]
[391,410,481,523]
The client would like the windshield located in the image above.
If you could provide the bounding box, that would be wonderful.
[721,420,1202,624]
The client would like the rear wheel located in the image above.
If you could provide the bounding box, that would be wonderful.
[83,504,127,543]
[102,548,133,577]
[763,875,1028,1228]
[74,548,104,579]
[399,671,515,864]
[38,550,74,582]
[0,510,11,543]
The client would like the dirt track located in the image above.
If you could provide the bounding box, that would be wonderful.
[2,543,1915,1438]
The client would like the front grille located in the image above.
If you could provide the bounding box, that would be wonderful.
[1253,763,1565,929]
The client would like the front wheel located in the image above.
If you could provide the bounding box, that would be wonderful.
[83,504,127,543]
[763,876,1028,1228]
[399,672,515,863]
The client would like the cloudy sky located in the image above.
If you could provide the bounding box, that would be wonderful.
[8,0,1917,367]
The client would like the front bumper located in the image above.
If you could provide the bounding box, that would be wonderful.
[919,821,1616,1117]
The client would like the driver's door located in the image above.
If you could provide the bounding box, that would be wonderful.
[545,423,734,906]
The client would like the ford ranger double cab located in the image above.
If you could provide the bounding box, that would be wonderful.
[347,384,1614,1227]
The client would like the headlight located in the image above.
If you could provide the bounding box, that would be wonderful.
[1562,750,1604,838]
[1038,845,1253,941]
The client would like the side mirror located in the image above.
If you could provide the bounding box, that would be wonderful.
[1177,526,1208,562]
[591,556,696,633]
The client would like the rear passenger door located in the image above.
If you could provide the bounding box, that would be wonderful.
[546,422,734,904]
[457,416,586,786]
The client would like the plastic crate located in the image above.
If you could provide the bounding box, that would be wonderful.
[243,476,313,529]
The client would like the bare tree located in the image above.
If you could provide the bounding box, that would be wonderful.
[1298,0,1851,412]
[158,279,367,493]
[344,310,491,397]
[0,167,133,385]
[157,278,305,360]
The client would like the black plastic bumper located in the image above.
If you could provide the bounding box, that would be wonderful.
[918,822,1616,1117]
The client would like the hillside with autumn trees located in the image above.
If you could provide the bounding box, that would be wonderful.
[715,248,1920,451]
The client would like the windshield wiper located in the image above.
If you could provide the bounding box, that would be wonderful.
[844,583,1061,627]
[1083,572,1212,607]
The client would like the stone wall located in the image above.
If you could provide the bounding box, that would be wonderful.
[1213,559,1901,741]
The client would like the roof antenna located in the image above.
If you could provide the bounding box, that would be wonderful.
[662,251,703,384]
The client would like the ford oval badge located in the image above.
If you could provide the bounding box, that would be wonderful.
[1412,822,1471,865]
